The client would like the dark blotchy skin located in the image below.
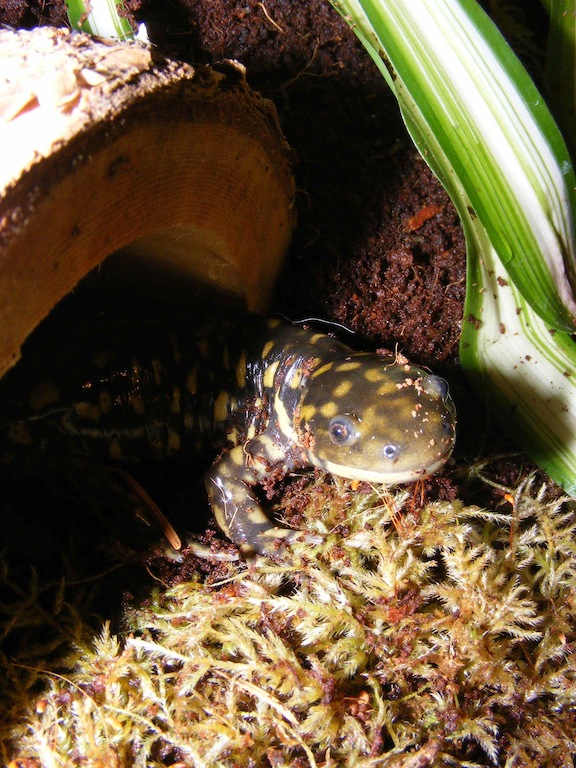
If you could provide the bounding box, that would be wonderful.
[0,313,457,554]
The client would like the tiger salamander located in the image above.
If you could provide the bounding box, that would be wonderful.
[0,313,456,554]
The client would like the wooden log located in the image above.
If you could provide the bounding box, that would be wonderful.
[0,27,295,377]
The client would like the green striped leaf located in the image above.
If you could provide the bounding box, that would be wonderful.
[461,213,576,495]
[544,0,576,162]
[331,0,576,493]
[65,0,134,40]
[332,0,576,331]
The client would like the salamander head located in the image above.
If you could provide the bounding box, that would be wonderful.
[297,353,456,484]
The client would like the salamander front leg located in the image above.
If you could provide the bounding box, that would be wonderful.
[205,441,305,555]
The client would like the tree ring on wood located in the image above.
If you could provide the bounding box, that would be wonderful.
[0,27,295,377]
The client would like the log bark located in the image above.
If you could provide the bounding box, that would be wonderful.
[0,27,295,377]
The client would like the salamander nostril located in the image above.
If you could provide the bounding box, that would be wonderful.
[383,443,399,460]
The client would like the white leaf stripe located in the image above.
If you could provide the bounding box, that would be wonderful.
[66,0,134,40]
[462,246,576,493]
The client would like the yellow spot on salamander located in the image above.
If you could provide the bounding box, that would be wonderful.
[311,362,334,379]
[257,432,285,462]
[29,380,60,411]
[109,438,123,460]
[169,333,182,364]
[236,351,247,388]
[130,393,146,415]
[274,392,297,442]
[333,380,353,398]
[171,386,181,415]
[186,369,197,395]
[263,360,279,389]
[377,382,395,396]
[335,361,361,372]
[214,391,230,423]
[262,340,274,358]
[74,401,101,422]
[168,428,181,454]
[151,358,163,387]
[320,401,338,418]
[364,368,386,383]
[266,317,282,330]
[151,357,162,387]
[310,333,325,344]
[289,366,306,389]
[130,358,142,387]
[99,390,112,414]
[300,404,317,422]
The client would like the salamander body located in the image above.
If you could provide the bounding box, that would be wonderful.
[0,313,456,554]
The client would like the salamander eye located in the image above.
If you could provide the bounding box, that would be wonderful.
[383,444,399,461]
[421,374,450,401]
[328,415,360,446]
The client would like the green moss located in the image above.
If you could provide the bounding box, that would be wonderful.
[2,474,576,766]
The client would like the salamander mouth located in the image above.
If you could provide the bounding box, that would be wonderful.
[312,438,455,485]
[417,449,454,479]
[313,458,452,486]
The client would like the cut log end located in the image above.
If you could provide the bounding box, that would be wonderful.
[0,27,295,377]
